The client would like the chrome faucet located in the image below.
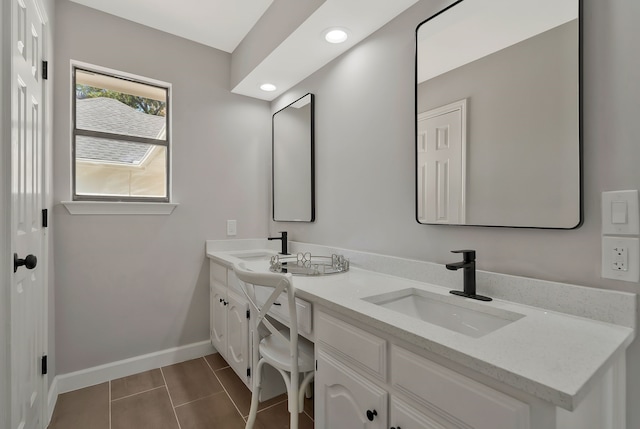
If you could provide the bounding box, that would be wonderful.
[445,250,492,302]
[268,231,289,255]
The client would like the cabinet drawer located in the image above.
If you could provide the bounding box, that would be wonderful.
[253,287,313,337]
[316,312,386,380]
[391,345,530,429]
[273,294,313,337]
[210,261,227,285]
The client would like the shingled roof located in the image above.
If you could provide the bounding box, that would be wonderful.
[76,97,165,165]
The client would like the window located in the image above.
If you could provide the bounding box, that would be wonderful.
[72,64,170,202]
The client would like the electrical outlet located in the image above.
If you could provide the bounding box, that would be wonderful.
[611,246,628,271]
[227,220,237,236]
[602,236,639,282]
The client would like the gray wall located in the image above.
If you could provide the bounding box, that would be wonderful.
[418,20,579,227]
[270,0,640,426]
[53,0,271,375]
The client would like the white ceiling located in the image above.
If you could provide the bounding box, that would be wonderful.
[233,0,420,100]
[68,0,420,101]
[68,0,274,53]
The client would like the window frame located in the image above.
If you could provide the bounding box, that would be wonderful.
[71,62,172,203]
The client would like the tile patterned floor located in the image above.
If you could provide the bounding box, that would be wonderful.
[48,353,314,429]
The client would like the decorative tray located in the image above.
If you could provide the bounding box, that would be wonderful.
[269,252,349,276]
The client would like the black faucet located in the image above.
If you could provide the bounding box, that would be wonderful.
[268,231,289,255]
[445,250,492,302]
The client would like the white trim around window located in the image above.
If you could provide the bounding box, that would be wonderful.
[62,201,178,215]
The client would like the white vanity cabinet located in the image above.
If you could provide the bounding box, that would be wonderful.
[206,241,633,429]
[209,258,313,397]
[315,310,531,429]
[209,261,250,386]
[315,310,389,429]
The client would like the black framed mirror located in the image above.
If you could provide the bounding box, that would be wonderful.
[415,0,582,228]
[273,93,315,222]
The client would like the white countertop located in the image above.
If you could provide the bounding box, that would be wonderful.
[206,242,635,411]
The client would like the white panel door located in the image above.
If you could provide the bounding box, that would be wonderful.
[226,291,249,384]
[10,0,46,428]
[316,350,387,429]
[211,283,227,356]
[417,99,466,224]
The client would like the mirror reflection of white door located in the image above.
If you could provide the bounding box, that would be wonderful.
[10,0,48,428]
[417,99,466,224]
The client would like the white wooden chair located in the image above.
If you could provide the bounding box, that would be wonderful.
[233,262,314,429]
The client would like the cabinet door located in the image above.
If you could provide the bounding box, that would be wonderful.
[390,397,453,429]
[211,283,227,356]
[316,350,387,429]
[227,290,249,385]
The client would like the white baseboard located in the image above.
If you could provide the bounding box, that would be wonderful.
[51,340,215,397]
[47,377,58,423]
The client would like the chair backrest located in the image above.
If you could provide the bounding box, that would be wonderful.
[233,263,300,367]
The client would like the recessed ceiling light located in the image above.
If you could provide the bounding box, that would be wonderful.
[260,83,277,92]
[323,28,349,44]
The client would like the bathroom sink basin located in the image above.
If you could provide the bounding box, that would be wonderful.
[227,250,276,261]
[363,288,524,338]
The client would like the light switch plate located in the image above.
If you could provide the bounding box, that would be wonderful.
[227,220,237,236]
[602,236,639,282]
[602,190,639,235]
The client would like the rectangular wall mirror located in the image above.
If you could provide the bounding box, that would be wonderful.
[416,0,581,228]
[273,93,315,222]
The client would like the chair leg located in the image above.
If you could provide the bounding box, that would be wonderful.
[289,394,299,429]
[274,369,300,429]
[298,371,315,414]
[304,375,312,399]
[246,360,265,429]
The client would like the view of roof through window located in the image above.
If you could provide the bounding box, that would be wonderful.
[73,67,170,201]
[75,69,167,166]
[76,98,164,165]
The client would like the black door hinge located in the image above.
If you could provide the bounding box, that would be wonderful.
[315,360,317,370]
[42,61,48,80]
[246,310,250,319]
[247,368,251,377]
[42,208,48,228]
[41,355,48,375]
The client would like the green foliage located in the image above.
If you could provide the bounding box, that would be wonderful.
[76,84,166,116]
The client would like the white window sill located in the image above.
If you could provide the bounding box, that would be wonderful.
[62,201,178,215]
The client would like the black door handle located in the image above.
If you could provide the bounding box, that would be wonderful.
[14,253,37,273]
